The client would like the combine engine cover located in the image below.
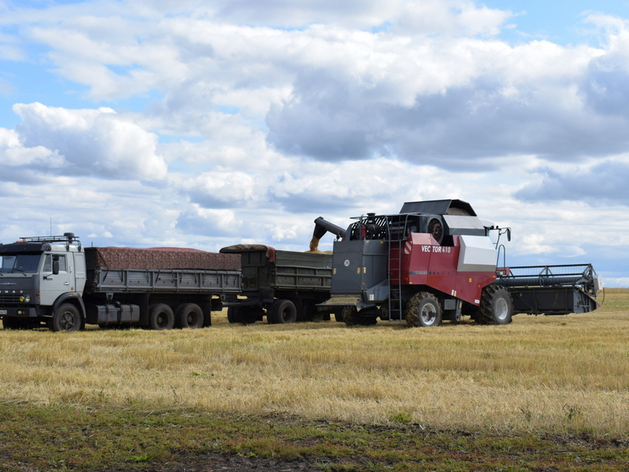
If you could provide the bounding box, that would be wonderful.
[401,233,497,306]
[457,235,497,272]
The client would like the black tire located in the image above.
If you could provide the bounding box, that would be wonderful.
[291,298,305,322]
[405,292,442,327]
[269,299,297,324]
[227,307,238,324]
[176,303,204,329]
[49,303,83,332]
[342,306,360,326]
[148,303,174,330]
[357,307,380,325]
[300,299,323,322]
[479,285,513,325]
[228,306,260,324]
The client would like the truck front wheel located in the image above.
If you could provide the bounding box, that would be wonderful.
[49,303,83,332]
[148,303,175,330]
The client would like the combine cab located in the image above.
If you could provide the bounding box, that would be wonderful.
[314,199,601,326]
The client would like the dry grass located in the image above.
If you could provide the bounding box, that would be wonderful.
[1,288,628,438]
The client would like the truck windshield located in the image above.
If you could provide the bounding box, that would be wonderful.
[0,254,42,274]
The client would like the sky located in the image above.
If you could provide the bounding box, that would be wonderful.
[1,0,629,287]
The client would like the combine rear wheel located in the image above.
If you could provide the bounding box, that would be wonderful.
[357,307,380,325]
[405,292,442,327]
[479,285,513,325]
[342,306,360,326]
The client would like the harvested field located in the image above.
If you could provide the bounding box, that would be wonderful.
[0,288,627,471]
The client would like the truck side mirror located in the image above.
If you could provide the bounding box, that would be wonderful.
[52,255,59,275]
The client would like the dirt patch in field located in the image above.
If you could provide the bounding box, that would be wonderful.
[125,455,324,471]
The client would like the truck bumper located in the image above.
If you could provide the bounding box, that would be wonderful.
[0,307,40,318]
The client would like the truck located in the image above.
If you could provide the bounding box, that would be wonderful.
[219,244,336,324]
[0,233,241,331]
[312,199,601,326]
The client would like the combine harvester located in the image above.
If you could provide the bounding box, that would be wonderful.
[313,199,601,326]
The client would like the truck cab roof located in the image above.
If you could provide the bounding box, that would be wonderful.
[0,233,82,254]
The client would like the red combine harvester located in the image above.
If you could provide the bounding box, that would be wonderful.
[313,199,601,326]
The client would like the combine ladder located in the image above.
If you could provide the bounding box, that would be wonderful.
[386,215,410,321]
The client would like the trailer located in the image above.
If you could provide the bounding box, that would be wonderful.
[220,245,335,323]
[0,234,241,331]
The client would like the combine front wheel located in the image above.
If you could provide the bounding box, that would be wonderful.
[406,292,442,327]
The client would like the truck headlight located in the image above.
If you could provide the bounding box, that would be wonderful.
[19,294,31,303]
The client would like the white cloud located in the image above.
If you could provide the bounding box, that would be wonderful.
[0,1,628,286]
[13,103,167,180]
[0,127,64,168]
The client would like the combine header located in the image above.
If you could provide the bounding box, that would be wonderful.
[313,199,601,326]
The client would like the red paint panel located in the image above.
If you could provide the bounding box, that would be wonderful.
[399,233,496,306]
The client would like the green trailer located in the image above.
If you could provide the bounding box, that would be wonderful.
[220,245,336,324]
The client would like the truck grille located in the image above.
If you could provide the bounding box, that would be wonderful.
[0,294,21,303]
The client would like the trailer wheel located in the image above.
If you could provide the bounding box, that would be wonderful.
[148,303,175,330]
[405,292,442,327]
[269,299,297,324]
[176,303,204,329]
[480,285,513,325]
[49,303,83,332]
[228,306,260,324]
